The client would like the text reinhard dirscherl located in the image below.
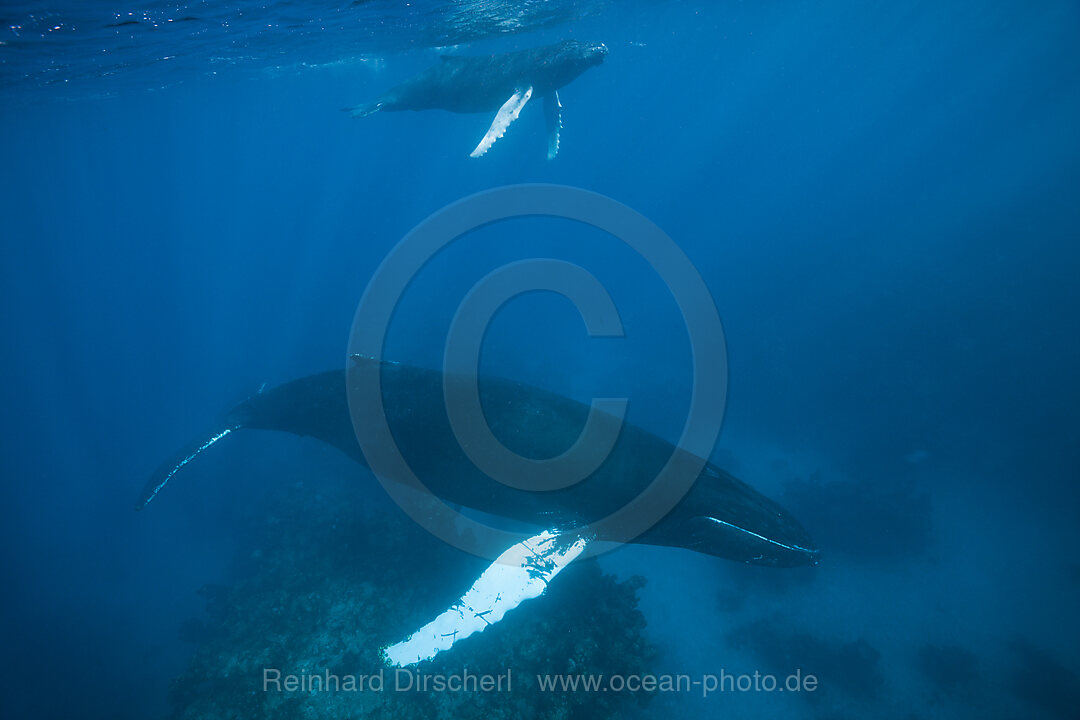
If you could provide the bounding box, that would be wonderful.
[262,668,819,698]
[263,668,512,694]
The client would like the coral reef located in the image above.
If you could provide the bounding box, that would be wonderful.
[914,643,979,697]
[716,562,819,612]
[1007,638,1080,719]
[167,479,655,719]
[727,617,885,704]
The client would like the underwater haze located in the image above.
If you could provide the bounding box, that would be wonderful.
[2,1,1079,718]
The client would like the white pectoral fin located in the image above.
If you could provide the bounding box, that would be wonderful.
[544,91,562,160]
[380,529,590,667]
[469,86,534,158]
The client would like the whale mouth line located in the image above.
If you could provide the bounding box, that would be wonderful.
[699,516,819,556]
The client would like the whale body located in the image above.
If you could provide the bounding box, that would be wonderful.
[139,357,819,665]
[345,40,609,158]
[139,357,818,568]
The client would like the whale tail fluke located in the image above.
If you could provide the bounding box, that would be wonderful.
[344,101,383,119]
[135,420,244,511]
[135,371,359,512]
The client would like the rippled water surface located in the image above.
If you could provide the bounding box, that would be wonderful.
[1,0,612,90]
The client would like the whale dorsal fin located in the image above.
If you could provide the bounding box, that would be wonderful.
[469,86,533,158]
[544,91,562,160]
[380,528,591,666]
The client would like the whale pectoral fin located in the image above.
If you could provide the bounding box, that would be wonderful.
[544,91,562,160]
[469,86,534,158]
[380,528,591,667]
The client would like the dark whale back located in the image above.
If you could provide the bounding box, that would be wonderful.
[136,358,817,567]
[378,40,607,114]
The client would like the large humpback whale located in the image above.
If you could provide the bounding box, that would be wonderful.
[345,40,608,158]
[139,357,817,665]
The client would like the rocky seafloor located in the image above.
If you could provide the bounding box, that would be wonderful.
[168,478,656,719]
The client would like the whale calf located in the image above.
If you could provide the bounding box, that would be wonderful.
[139,356,818,664]
[345,40,608,158]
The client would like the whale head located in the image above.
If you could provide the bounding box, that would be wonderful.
[540,40,608,89]
[579,41,610,66]
[639,464,820,567]
[570,40,608,70]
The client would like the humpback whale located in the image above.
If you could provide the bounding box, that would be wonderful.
[345,40,608,158]
[139,357,817,665]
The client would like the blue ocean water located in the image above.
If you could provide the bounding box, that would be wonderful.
[2,1,1079,718]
